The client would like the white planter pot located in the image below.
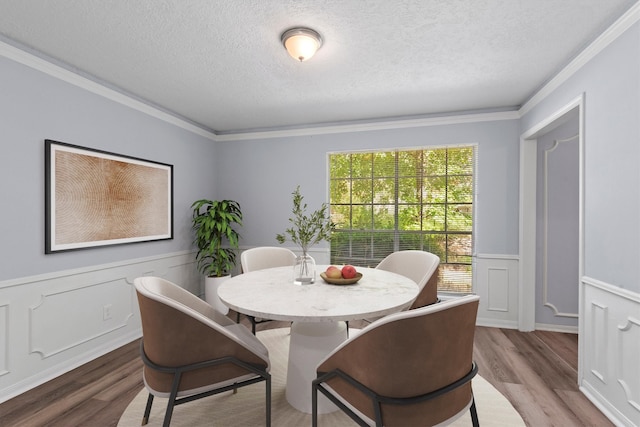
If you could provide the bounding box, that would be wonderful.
[205,275,230,314]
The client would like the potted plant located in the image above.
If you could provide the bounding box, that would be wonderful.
[191,199,242,312]
[276,186,335,284]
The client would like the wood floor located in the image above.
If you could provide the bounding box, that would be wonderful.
[0,314,613,427]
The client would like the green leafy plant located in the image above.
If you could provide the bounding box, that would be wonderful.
[276,186,335,255]
[191,199,242,277]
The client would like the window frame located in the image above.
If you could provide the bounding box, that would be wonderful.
[327,144,477,294]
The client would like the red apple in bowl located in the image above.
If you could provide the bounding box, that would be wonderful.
[325,266,343,279]
[341,265,357,279]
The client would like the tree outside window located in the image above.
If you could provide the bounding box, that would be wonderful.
[329,146,475,293]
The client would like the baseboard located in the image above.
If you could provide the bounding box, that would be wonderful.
[475,317,518,329]
[580,384,634,427]
[534,323,578,334]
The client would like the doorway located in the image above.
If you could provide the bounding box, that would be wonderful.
[519,94,584,377]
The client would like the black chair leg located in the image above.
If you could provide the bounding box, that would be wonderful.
[142,393,154,425]
[163,374,182,427]
[312,383,318,427]
[163,398,176,427]
[470,396,479,427]
[236,312,258,335]
[250,316,257,334]
[266,375,272,427]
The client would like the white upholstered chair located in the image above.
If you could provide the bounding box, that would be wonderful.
[239,246,297,333]
[313,295,480,427]
[134,276,271,427]
[375,250,440,309]
[241,246,297,273]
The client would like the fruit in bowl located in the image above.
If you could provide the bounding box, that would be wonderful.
[322,265,361,284]
[341,264,357,279]
[324,265,343,279]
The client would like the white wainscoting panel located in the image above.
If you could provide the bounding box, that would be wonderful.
[589,300,609,383]
[0,302,8,376]
[581,277,640,427]
[29,278,133,358]
[475,254,520,328]
[0,251,199,403]
[487,267,510,312]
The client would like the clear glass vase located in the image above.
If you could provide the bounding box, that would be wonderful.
[293,253,316,285]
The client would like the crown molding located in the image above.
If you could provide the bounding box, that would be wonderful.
[0,40,219,141]
[215,111,520,142]
[519,2,640,116]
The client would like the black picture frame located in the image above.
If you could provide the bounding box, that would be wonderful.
[45,139,173,253]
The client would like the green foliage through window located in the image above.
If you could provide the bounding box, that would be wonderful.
[329,146,475,293]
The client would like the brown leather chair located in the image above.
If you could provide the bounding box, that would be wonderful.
[312,295,480,427]
[134,276,271,427]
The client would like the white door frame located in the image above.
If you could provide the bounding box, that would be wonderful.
[518,94,585,339]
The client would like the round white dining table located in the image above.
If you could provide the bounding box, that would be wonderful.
[218,265,418,414]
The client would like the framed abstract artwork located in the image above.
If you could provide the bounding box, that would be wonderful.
[45,139,173,253]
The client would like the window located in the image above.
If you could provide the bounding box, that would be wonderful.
[329,146,475,293]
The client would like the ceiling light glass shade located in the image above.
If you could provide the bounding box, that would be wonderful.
[281,28,323,62]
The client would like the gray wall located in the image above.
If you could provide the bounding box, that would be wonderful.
[215,120,521,257]
[521,22,640,293]
[0,55,217,281]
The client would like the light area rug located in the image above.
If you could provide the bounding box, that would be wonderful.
[118,328,524,427]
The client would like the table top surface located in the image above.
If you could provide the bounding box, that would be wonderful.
[218,265,418,322]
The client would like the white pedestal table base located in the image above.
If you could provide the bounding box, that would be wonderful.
[285,321,348,414]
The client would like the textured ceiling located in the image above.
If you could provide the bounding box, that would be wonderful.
[0,0,637,134]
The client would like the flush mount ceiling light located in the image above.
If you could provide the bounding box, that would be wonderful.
[281,27,323,62]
